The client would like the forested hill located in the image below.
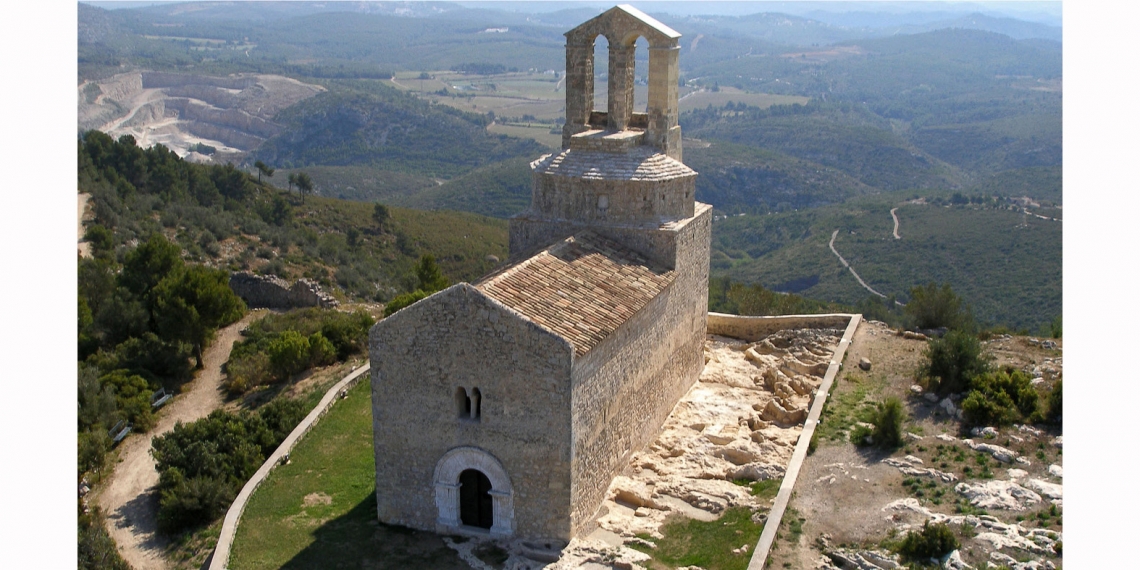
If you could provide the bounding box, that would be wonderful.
[680,28,1061,213]
[253,82,544,179]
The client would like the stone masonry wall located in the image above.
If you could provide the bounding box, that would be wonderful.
[228,272,338,309]
[568,204,711,534]
[706,312,854,342]
[369,285,576,539]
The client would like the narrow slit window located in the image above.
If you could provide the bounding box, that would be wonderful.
[470,388,482,420]
[456,387,470,419]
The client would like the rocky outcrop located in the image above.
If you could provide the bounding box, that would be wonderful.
[229,272,338,309]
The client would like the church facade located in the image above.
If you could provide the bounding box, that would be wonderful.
[368,5,711,540]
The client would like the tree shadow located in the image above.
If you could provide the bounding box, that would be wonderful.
[106,487,170,554]
[280,492,470,570]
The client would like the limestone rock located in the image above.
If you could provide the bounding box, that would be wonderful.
[1023,478,1063,501]
[955,480,1042,511]
[828,548,902,569]
[1047,464,1063,478]
[971,426,999,438]
[965,439,1018,463]
[941,550,970,570]
[858,357,872,371]
[726,462,785,482]
[760,398,807,426]
[883,457,958,483]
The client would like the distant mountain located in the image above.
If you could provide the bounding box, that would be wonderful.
[254,84,543,179]
[895,13,1061,42]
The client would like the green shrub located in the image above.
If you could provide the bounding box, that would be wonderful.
[308,332,337,367]
[961,368,1039,427]
[152,402,308,534]
[849,424,873,446]
[84,224,114,254]
[79,505,131,570]
[872,397,906,449]
[384,289,429,317]
[224,352,273,395]
[1047,379,1062,424]
[851,397,907,449]
[268,330,311,378]
[905,283,971,331]
[897,521,959,561]
[99,370,155,431]
[923,330,989,395]
[157,474,233,533]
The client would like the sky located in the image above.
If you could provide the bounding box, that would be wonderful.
[0,0,1134,566]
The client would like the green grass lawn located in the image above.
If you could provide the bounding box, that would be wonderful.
[228,378,467,569]
[630,507,766,570]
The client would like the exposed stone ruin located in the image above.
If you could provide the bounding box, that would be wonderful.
[228,272,338,310]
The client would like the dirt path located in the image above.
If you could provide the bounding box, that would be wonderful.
[95,312,264,570]
[890,207,901,239]
[78,193,92,258]
[829,229,889,299]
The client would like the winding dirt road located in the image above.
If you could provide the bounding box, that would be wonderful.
[829,229,889,299]
[890,207,901,239]
[94,312,264,570]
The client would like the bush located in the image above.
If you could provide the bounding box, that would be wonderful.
[872,397,906,449]
[905,283,972,331]
[897,521,960,561]
[224,352,273,395]
[922,330,989,395]
[308,332,337,367]
[384,289,429,317]
[1047,379,1062,424]
[961,368,1039,427]
[100,370,156,432]
[157,474,233,534]
[79,505,131,570]
[152,401,308,534]
[268,330,311,378]
[852,397,907,449]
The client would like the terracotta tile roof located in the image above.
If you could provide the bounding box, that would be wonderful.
[476,233,675,356]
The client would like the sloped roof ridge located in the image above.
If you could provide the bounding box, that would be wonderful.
[475,232,674,355]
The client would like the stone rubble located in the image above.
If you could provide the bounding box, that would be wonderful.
[539,329,841,567]
[882,498,1062,557]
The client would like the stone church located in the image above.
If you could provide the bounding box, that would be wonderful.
[369,5,711,541]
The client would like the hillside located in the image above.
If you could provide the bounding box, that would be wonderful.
[685,140,878,214]
[253,83,544,178]
[79,131,509,304]
[711,192,1061,331]
[683,101,967,192]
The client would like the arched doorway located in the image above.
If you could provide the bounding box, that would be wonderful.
[459,469,494,529]
[433,446,515,537]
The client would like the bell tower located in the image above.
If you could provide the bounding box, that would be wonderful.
[509,5,704,268]
[561,4,683,160]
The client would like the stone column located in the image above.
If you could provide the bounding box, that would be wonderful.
[434,482,461,527]
[607,42,635,131]
[562,42,594,148]
[489,489,515,537]
[647,43,680,153]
